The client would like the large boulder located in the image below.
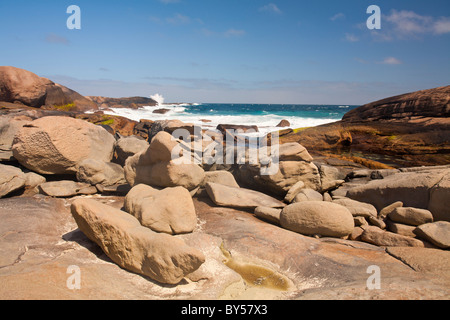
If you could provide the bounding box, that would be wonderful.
[0,164,26,198]
[414,222,450,249]
[12,116,115,175]
[202,171,240,189]
[114,136,149,166]
[0,66,97,111]
[39,180,95,197]
[346,168,449,221]
[76,159,126,187]
[278,143,313,162]
[280,201,354,238]
[428,171,450,222]
[124,184,197,235]
[0,114,31,161]
[205,182,285,210]
[70,198,205,285]
[237,160,321,197]
[124,131,205,191]
[388,207,434,226]
[360,226,426,247]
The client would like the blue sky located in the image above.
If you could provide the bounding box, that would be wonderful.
[0,0,449,104]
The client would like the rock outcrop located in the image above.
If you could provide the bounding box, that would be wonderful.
[124,184,197,235]
[342,86,450,122]
[280,86,450,168]
[235,142,321,197]
[280,201,354,238]
[70,198,205,284]
[12,116,115,175]
[76,159,126,187]
[0,164,26,198]
[205,182,285,210]
[0,66,97,111]
[124,131,205,191]
[87,96,157,109]
[346,166,450,222]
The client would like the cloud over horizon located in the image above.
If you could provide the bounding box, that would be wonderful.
[259,3,282,15]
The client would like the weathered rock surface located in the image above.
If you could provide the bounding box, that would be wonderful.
[361,226,426,247]
[414,221,450,249]
[124,184,197,235]
[114,136,149,166]
[346,168,449,221]
[254,207,281,225]
[124,132,205,191]
[278,143,313,162]
[205,182,285,210]
[379,201,403,219]
[386,220,417,238]
[202,171,240,189]
[0,195,449,299]
[293,188,323,203]
[428,170,450,222]
[76,159,126,187]
[343,86,450,122]
[280,201,354,238]
[237,160,321,197]
[388,207,434,226]
[333,198,378,218]
[0,164,26,198]
[70,198,205,284]
[386,247,450,278]
[195,199,450,299]
[39,181,93,197]
[284,180,305,203]
[0,114,31,161]
[12,116,115,175]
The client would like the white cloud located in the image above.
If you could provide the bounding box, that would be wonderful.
[158,0,180,4]
[224,29,246,38]
[433,17,450,34]
[330,13,345,21]
[259,3,282,15]
[345,33,359,42]
[384,10,450,38]
[166,13,191,25]
[380,57,402,65]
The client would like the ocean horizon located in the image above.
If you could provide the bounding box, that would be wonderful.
[102,100,359,135]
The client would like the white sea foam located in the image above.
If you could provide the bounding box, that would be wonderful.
[103,103,338,135]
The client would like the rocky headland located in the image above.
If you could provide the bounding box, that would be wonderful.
[281,86,450,168]
[0,67,449,300]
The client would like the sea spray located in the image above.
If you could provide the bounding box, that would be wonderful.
[150,93,165,106]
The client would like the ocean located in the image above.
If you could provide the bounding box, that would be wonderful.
[103,101,359,135]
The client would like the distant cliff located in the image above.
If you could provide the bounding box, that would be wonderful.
[88,96,158,109]
[343,86,450,122]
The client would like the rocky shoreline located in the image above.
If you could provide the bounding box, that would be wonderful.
[1,67,449,300]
